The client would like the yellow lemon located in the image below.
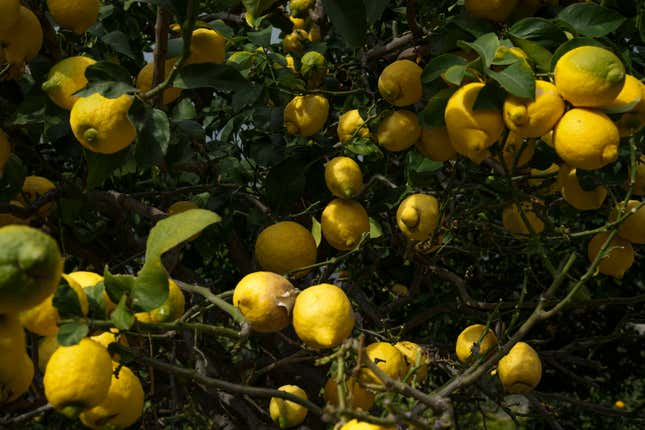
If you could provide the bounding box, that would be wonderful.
[0,6,43,65]
[378,60,423,107]
[376,110,421,152]
[602,74,643,114]
[611,200,645,244]
[289,0,315,17]
[553,108,620,170]
[391,283,409,296]
[308,24,321,43]
[67,270,116,316]
[289,16,307,30]
[0,349,33,405]
[502,202,545,238]
[20,273,89,337]
[321,199,369,251]
[633,155,645,196]
[269,385,308,429]
[360,342,406,384]
[338,109,370,143]
[0,0,20,31]
[325,156,363,199]
[417,127,457,161]
[323,376,374,411]
[0,313,25,352]
[255,221,317,277]
[47,0,100,34]
[554,46,625,108]
[0,128,11,174]
[41,56,96,110]
[464,0,518,21]
[187,28,226,64]
[503,80,565,138]
[340,420,395,430]
[300,50,327,89]
[79,363,145,430]
[558,165,607,211]
[37,335,60,372]
[587,232,634,279]
[501,132,535,169]
[282,30,308,56]
[396,193,440,241]
[394,341,429,382]
[44,338,113,416]
[615,82,645,137]
[528,163,560,195]
[134,279,185,323]
[497,342,542,393]
[136,59,182,105]
[292,283,354,349]
[0,225,63,314]
[456,324,498,363]
[70,93,137,154]
[283,94,329,136]
[445,82,505,164]
[233,271,297,333]
[90,329,128,361]
[19,175,56,216]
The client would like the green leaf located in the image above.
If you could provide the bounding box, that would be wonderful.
[549,37,606,71]
[420,88,455,128]
[486,60,535,99]
[173,98,197,120]
[129,101,170,168]
[264,158,306,212]
[557,3,626,38]
[83,281,107,319]
[110,295,135,330]
[311,216,322,247]
[458,32,499,69]
[242,0,277,18]
[84,148,132,190]
[53,279,83,319]
[473,83,506,111]
[344,137,384,159]
[103,267,136,305]
[173,64,249,91]
[0,154,26,201]
[422,54,468,83]
[509,37,553,72]
[85,62,132,83]
[232,84,263,112]
[450,15,497,38]
[57,322,89,346]
[248,26,273,47]
[406,149,443,186]
[441,65,467,86]
[132,209,222,311]
[509,18,567,49]
[364,0,389,24]
[322,0,367,47]
[369,217,383,239]
[74,81,136,99]
[103,31,136,59]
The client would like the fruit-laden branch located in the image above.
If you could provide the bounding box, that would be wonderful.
[109,344,324,416]
[175,280,249,329]
[151,5,171,107]
[60,318,242,339]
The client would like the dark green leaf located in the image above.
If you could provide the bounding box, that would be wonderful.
[129,100,170,168]
[422,54,468,83]
[549,37,606,71]
[509,37,553,72]
[344,137,384,159]
[0,154,26,201]
[110,295,135,330]
[84,148,132,190]
[173,98,197,120]
[74,81,137,99]
[265,158,307,212]
[450,15,497,38]
[420,88,455,128]
[406,149,443,186]
[248,26,273,47]
[232,84,263,112]
[473,83,506,111]
[84,281,107,319]
[364,0,389,24]
[442,65,467,86]
[57,322,89,346]
[173,64,248,91]
[103,31,136,59]
[85,61,132,83]
[322,0,367,47]
[486,60,535,99]
[557,3,626,38]
[53,279,83,318]
[103,267,136,305]
[458,32,499,69]
[509,18,567,49]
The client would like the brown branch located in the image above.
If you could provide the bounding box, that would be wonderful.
[406,0,423,40]
[366,32,415,60]
[152,6,171,107]
[534,392,644,418]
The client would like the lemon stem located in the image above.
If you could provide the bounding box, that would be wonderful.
[83,128,99,144]
[401,207,420,229]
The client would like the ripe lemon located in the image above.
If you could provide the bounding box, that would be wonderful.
[376,110,421,152]
[501,132,535,169]
[21,274,89,336]
[445,82,505,164]
[47,0,99,34]
[255,221,317,277]
[396,193,440,241]
[633,155,645,196]
[456,324,498,363]
[79,363,145,430]
[0,128,11,174]
[0,0,20,31]
[136,59,182,105]
[558,165,607,211]
[37,335,59,372]
[528,163,560,195]
[300,51,327,89]
[394,341,429,382]
[233,272,297,333]
[44,338,113,416]
[464,0,518,21]
[308,23,321,43]
[503,80,565,138]
[42,56,97,110]
[67,270,116,316]
[602,74,643,114]
[360,342,406,384]
[290,0,314,17]
[0,313,25,352]
[19,175,56,216]
[378,60,423,107]
[502,201,544,238]
[340,420,395,430]
[187,28,226,64]
[70,93,137,154]
[0,6,43,65]
[0,225,63,314]
[292,283,354,349]
[290,16,307,30]
[90,329,128,361]
[135,279,185,323]
[497,342,542,393]
[324,376,374,411]
[338,109,370,143]
[283,94,329,136]
[269,385,308,428]
[416,127,457,161]
[0,349,34,404]
[615,82,645,137]
[321,199,370,251]
[325,156,363,199]
[553,108,620,170]
[554,46,625,108]
[587,232,634,279]
[282,30,308,56]
[611,201,645,244]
